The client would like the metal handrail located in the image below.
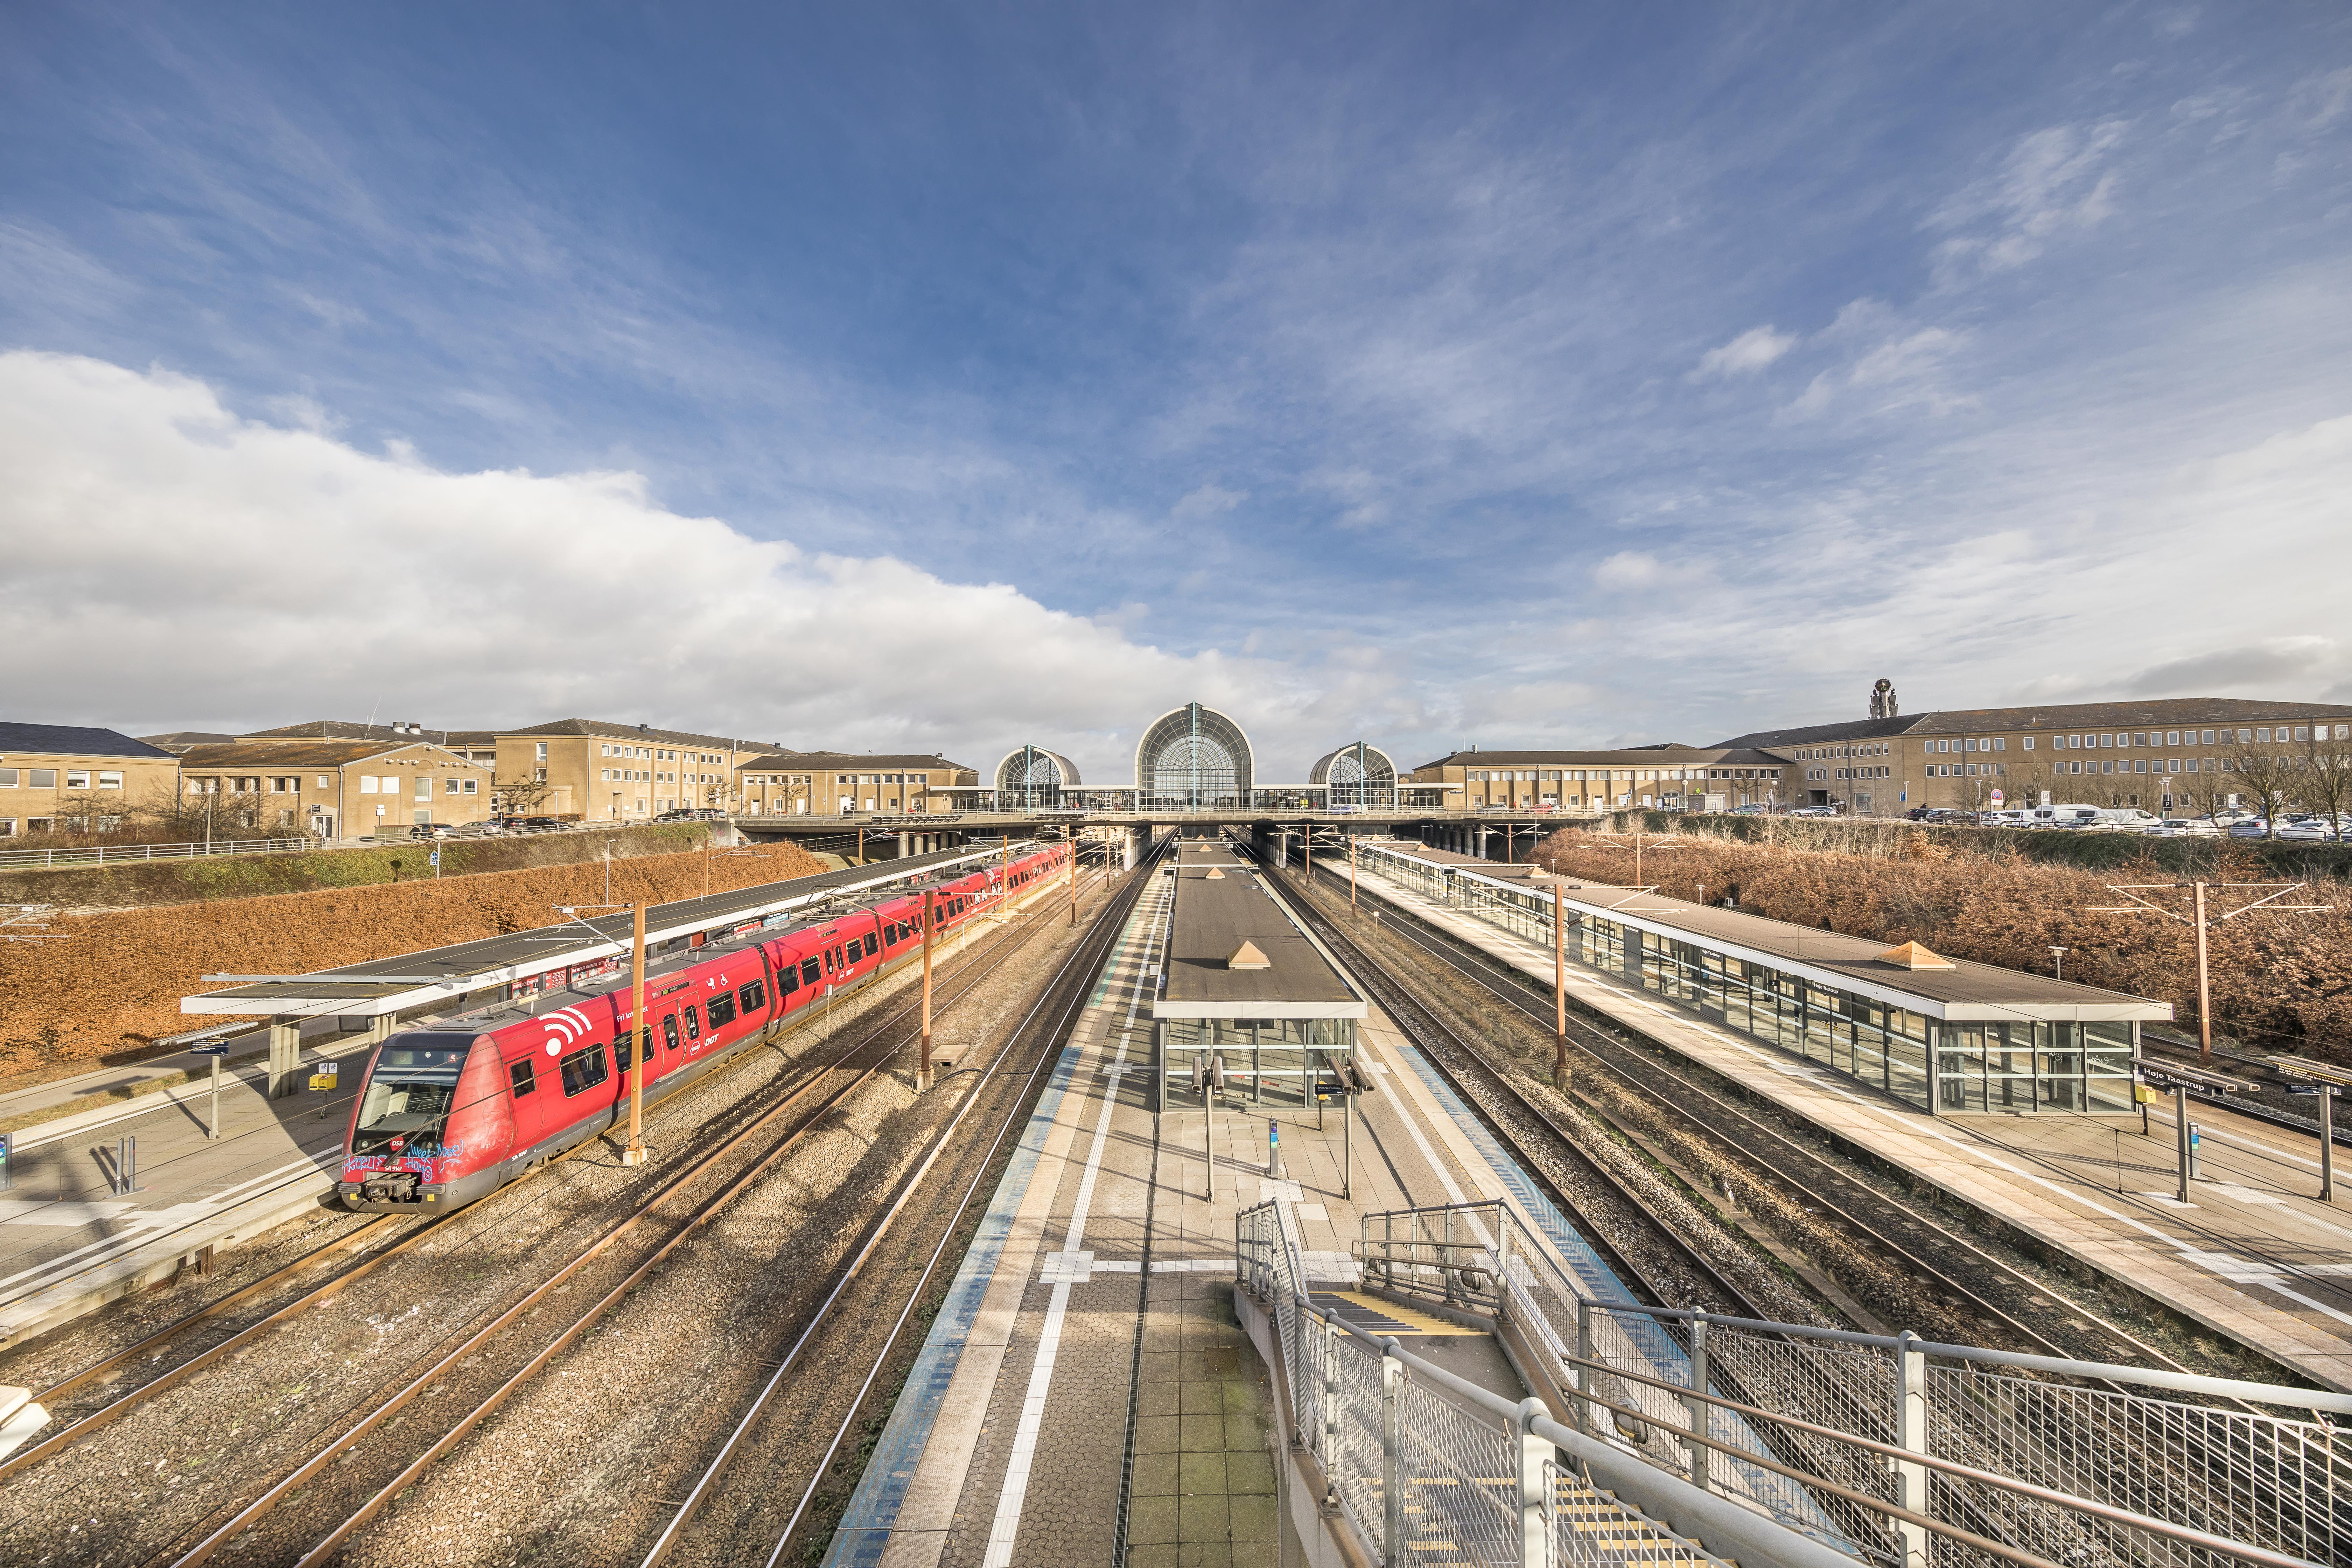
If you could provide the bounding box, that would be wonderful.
[1582,1298,2352,1415]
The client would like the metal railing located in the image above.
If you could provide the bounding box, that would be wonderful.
[1348,1200,2351,1568]
[1241,1200,1849,1568]
[0,835,327,869]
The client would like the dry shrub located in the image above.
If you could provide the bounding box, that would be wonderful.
[0,839,828,1083]
[1535,828,2352,1065]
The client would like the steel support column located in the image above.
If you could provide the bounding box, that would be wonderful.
[267,1016,302,1099]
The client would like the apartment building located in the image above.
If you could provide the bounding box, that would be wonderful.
[176,738,494,837]
[1718,698,2352,815]
[737,751,980,815]
[1407,747,1792,811]
[0,723,181,836]
[499,719,782,821]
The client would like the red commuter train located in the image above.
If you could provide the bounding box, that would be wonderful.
[336,844,1071,1212]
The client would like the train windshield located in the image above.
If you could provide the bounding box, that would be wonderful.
[353,1035,474,1156]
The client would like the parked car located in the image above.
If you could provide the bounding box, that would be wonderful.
[2209,808,2259,826]
[2227,819,2273,838]
[2143,817,2221,838]
[1730,804,1771,815]
[1977,810,2029,827]
[1789,805,1836,818]
[520,816,564,830]
[407,822,457,840]
[2278,815,2349,841]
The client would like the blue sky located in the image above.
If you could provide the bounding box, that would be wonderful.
[4,4,2349,779]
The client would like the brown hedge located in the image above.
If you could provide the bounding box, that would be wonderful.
[0,840,828,1085]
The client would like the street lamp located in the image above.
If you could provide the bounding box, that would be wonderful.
[2050,946,2067,981]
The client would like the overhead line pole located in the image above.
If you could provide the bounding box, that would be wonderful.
[624,901,649,1166]
[2088,881,2332,1060]
[918,888,936,1092]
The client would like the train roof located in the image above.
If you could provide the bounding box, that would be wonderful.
[182,843,1038,1021]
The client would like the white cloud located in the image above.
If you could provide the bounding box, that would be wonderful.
[0,352,1318,777]
[1689,325,1796,381]
[1170,482,1246,520]
[1929,120,2127,284]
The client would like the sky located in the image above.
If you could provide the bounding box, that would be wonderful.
[3,4,2350,782]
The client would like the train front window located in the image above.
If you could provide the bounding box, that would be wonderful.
[354,1039,470,1156]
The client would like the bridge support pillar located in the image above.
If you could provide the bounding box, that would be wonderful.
[267,1016,302,1100]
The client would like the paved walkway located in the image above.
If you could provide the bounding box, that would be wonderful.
[1343,859,2352,1391]
[827,867,1632,1568]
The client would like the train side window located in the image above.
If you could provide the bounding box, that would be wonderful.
[682,1004,702,1040]
[509,1058,537,1098]
[862,932,878,958]
[560,1045,609,1097]
[616,1028,651,1071]
[738,978,765,1013]
[663,1015,681,1050]
[706,991,737,1028]
[800,957,821,986]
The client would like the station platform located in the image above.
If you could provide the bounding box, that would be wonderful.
[827,847,1650,1568]
[1328,854,2352,1393]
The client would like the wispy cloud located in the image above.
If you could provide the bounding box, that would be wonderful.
[1928,120,2128,284]
[1690,325,1797,381]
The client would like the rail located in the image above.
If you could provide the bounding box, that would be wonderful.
[1339,1199,2348,1568]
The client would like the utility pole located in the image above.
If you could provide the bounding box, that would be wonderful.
[2091,881,2332,1059]
[1553,881,1569,1089]
[1350,833,1358,910]
[623,902,650,1166]
[918,888,936,1091]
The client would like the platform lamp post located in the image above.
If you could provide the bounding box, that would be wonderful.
[1350,833,1358,910]
[1068,829,1078,926]
[623,901,650,1166]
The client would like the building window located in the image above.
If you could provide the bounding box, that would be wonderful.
[537,742,550,761]
[98,771,123,789]
[2022,736,2034,750]
[30,769,59,788]
[0,769,14,787]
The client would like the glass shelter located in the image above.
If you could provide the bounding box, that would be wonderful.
[1355,841,2164,1116]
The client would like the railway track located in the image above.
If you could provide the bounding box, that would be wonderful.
[0,880,1065,1562]
[1247,848,1770,1322]
[1275,856,2193,1374]
[636,834,1168,1568]
[151,875,1097,1568]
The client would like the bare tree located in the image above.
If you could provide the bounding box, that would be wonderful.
[2222,731,2301,835]
[2296,722,2352,836]
[491,771,555,817]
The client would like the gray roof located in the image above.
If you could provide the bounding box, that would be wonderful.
[1716,698,2352,751]
[1412,746,1788,772]
[1156,842,1364,1020]
[792,751,981,775]
[499,718,777,751]
[0,723,179,761]
[140,731,238,753]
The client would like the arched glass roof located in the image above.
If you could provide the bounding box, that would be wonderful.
[1134,702,1254,807]
[993,745,1082,797]
[1308,742,1398,805]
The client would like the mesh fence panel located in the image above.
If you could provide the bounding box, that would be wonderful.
[1335,1335,1386,1547]
[1397,1373,1518,1566]
[1925,1362,2352,1568]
